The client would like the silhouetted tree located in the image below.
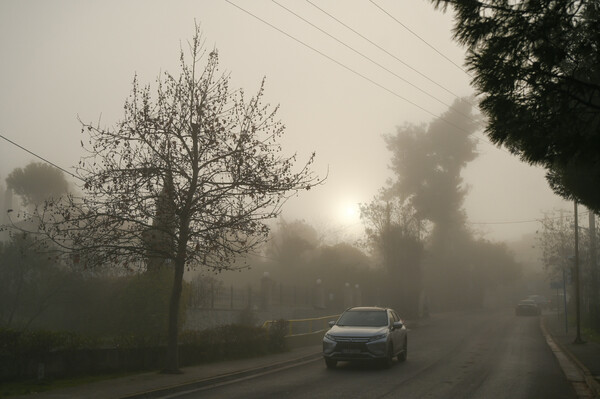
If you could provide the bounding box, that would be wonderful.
[314,242,372,307]
[265,218,321,270]
[360,197,423,317]
[6,162,70,207]
[384,99,477,310]
[12,28,321,373]
[385,98,478,242]
[0,234,65,330]
[382,98,521,310]
[430,0,600,211]
[0,184,16,238]
[317,243,370,272]
[463,238,522,307]
[538,211,578,280]
[537,210,600,330]
[143,172,176,272]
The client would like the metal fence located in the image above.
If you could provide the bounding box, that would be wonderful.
[263,314,340,336]
[188,282,315,310]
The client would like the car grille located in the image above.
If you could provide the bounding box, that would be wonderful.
[331,336,371,353]
[336,342,367,351]
[330,336,371,343]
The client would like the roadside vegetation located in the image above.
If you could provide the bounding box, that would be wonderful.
[0,318,287,397]
[0,371,135,398]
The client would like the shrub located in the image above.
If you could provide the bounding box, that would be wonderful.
[1,320,281,381]
[237,307,258,326]
[0,328,100,381]
[267,319,289,353]
[179,324,269,365]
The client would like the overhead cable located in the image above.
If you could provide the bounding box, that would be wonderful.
[469,211,592,225]
[225,0,497,149]
[272,0,474,121]
[369,0,470,76]
[306,0,467,102]
[0,133,82,181]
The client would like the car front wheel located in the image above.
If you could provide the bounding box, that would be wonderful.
[381,344,394,368]
[325,358,337,369]
[398,338,407,362]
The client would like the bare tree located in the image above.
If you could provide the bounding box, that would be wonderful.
[17,27,321,372]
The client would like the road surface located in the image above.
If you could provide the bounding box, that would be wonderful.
[171,309,577,399]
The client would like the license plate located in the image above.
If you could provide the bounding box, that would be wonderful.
[342,349,361,354]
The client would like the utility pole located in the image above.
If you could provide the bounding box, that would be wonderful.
[574,200,584,344]
[590,210,598,330]
[563,268,569,333]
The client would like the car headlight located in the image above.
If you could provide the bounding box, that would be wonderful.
[369,333,387,342]
[324,333,335,341]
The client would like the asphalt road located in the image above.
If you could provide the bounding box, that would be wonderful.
[170,309,577,399]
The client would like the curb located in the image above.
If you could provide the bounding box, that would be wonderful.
[119,351,322,399]
[541,316,600,399]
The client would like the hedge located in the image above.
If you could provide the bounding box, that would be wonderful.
[0,322,288,382]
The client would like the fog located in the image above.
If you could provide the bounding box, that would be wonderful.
[0,0,571,244]
[0,0,587,386]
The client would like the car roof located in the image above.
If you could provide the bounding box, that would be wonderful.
[346,306,389,312]
[519,299,536,304]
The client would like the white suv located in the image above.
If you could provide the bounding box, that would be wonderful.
[322,306,407,368]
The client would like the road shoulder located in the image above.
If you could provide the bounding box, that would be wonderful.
[541,315,600,399]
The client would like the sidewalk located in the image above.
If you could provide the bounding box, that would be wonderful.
[542,312,600,398]
[14,345,323,399]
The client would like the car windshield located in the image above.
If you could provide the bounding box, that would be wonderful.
[336,310,388,327]
[528,295,547,302]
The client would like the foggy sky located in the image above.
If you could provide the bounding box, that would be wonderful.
[0,0,571,243]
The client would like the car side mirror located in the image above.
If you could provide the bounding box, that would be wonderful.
[392,321,403,330]
[328,320,336,328]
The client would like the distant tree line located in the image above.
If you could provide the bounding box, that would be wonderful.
[221,218,384,311]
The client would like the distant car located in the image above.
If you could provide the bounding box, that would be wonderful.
[322,306,407,369]
[527,295,550,309]
[515,299,541,316]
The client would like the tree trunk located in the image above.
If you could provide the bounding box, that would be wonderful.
[163,257,185,373]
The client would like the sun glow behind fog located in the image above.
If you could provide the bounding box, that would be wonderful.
[339,201,360,225]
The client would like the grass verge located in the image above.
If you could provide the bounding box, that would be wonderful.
[0,371,136,398]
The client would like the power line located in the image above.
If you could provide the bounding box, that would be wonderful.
[272,0,474,122]
[369,0,470,76]
[305,0,467,102]
[226,1,430,114]
[225,0,497,150]
[469,218,542,225]
[283,1,508,155]
[469,210,592,225]
[0,133,82,181]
